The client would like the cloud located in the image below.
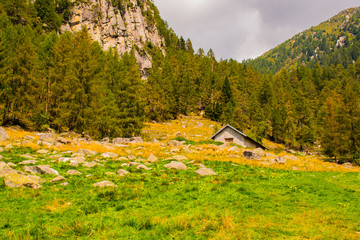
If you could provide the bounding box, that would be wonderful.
[153,0,359,61]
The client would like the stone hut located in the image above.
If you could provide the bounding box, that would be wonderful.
[211,124,266,149]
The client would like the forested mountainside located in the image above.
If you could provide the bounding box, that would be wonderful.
[0,0,360,162]
[248,7,360,74]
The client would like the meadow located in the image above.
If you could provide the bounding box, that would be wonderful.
[0,116,360,239]
[0,146,360,239]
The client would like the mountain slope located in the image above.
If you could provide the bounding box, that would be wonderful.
[248,7,360,74]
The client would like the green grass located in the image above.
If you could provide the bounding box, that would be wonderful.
[0,147,360,239]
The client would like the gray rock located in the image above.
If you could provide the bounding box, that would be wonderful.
[166,155,188,161]
[164,161,187,170]
[147,154,158,163]
[24,135,36,141]
[93,180,117,188]
[36,149,49,154]
[0,127,10,141]
[7,162,16,168]
[112,138,130,144]
[60,182,69,186]
[101,152,118,158]
[243,151,261,160]
[24,165,59,175]
[127,155,136,160]
[19,160,37,165]
[56,137,71,144]
[130,137,143,143]
[117,169,130,176]
[167,140,182,147]
[136,164,151,170]
[78,149,97,156]
[151,138,160,143]
[0,168,45,189]
[66,170,82,175]
[101,137,110,143]
[51,176,66,182]
[275,156,287,164]
[195,168,217,176]
[228,146,240,152]
[83,161,98,168]
[285,155,300,161]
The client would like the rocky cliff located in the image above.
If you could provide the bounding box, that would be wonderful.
[61,0,164,78]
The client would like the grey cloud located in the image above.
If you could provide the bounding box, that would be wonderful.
[153,0,359,61]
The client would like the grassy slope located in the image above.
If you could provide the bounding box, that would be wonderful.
[249,7,360,74]
[0,116,359,239]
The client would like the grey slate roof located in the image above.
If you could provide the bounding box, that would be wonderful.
[211,124,266,149]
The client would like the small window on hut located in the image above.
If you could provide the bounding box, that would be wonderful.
[225,138,233,144]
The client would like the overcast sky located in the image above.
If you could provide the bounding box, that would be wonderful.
[153,0,359,61]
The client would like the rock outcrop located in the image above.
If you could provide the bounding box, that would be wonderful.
[61,0,164,78]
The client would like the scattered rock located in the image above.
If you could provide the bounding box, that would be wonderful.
[151,138,159,143]
[292,167,299,171]
[127,155,136,160]
[101,152,118,158]
[166,155,188,161]
[36,149,49,154]
[0,161,10,170]
[275,156,287,164]
[343,162,353,169]
[21,154,35,160]
[7,162,16,168]
[265,153,276,159]
[0,127,10,141]
[78,149,97,156]
[197,163,207,168]
[56,137,71,144]
[167,140,182,147]
[82,162,98,168]
[243,151,261,160]
[130,137,143,144]
[164,161,187,170]
[51,176,66,182]
[112,138,130,144]
[18,160,37,165]
[0,169,45,189]
[195,168,217,176]
[170,148,180,153]
[101,137,110,143]
[24,135,36,141]
[117,169,130,176]
[147,154,158,163]
[66,170,82,175]
[136,164,151,170]
[24,165,59,175]
[93,181,117,188]
[60,182,69,186]
[5,144,13,150]
[285,155,300,161]
[0,147,3,152]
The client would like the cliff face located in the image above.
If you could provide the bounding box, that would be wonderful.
[61,0,164,78]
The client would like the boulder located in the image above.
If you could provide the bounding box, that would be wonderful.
[101,152,118,158]
[117,169,130,176]
[24,165,59,175]
[93,181,117,188]
[147,154,158,163]
[56,137,71,144]
[130,137,143,143]
[195,168,217,176]
[0,127,10,141]
[151,138,160,143]
[285,155,300,161]
[66,170,82,175]
[164,161,187,170]
[0,169,44,189]
[51,176,66,182]
[18,160,37,165]
[101,137,110,143]
[24,135,36,141]
[83,162,98,168]
[78,149,97,156]
[275,156,287,164]
[252,148,266,157]
[167,140,182,147]
[127,155,136,160]
[136,164,151,170]
[112,138,130,144]
[36,149,49,154]
[166,155,188,161]
[243,151,261,160]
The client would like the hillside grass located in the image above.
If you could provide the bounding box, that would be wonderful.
[0,147,360,239]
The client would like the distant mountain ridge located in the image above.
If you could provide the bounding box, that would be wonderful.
[248,7,360,74]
